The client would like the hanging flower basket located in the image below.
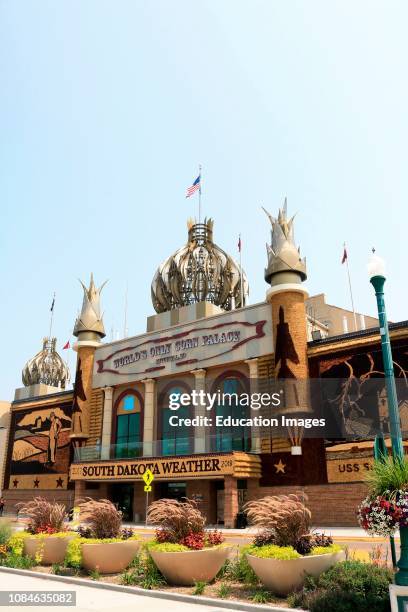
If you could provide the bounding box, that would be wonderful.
[358,490,408,536]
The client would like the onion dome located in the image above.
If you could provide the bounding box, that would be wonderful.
[151,218,249,313]
[22,337,70,389]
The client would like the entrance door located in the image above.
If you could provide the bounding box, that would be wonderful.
[158,482,187,501]
[110,483,134,521]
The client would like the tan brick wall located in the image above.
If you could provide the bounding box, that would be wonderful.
[2,489,75,516]
[86,388,104,448]
[73,346,96,438]
[133,482,147,521]
[247,482,368,526]
[187,480,217,525]
[270,291,309,379]
[224,476,239,528]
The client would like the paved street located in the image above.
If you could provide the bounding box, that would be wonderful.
[0,571,239,612]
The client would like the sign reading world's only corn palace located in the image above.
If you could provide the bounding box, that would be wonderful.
[93,303,273,386]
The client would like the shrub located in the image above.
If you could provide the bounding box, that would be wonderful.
[0,522,12,545]
[217,583,231,598]
[251,588,271,603]
[0,553,36,569]
[89,567,101,580]
[16,497,66,534]
[218,547,258,585]
[248,544,301,560]
[311,544,342,556]
[312,532,333,548]
[76,525,92,539]
[193,581,206,595]
[155,528,175,543]
[7,531,29,556]
[295,535,314,555]
[206,529,225,546]
[253,529,276,547]
[244,494,311,547]
[147,541,188,552]
[78,498,122,539]
[64,537,82,569]
[121,527,136,540]
[147,498,205,543]
[289,560,393,612]
[181,531,205,550]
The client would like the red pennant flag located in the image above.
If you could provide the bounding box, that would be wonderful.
[63,340,70,350]
[341,247,347,264]
[238,235,242,252]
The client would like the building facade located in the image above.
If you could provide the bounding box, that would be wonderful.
[3,203,407,526]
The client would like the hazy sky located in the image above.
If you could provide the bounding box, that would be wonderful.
[1,1,407,400]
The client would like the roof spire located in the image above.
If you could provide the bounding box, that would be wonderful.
[73,274,107,339]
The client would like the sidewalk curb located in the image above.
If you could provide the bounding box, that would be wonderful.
[0,567,304,612]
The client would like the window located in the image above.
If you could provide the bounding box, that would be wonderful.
[214,377,250,452]
[114,392,142,458]
[161,386,192,456]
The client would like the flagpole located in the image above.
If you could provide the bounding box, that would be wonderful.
[239,234,244,308]
[123,282,128,338]
[198,164,202,224]
[344,243,358,331]
[49,292,56,339]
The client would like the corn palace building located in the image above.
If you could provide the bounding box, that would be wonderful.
[2,203,408,526]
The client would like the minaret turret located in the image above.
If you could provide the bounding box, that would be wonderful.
[71,274,107,446]
[263,199,309,381]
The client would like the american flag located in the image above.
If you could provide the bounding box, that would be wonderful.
[185,174,201,198]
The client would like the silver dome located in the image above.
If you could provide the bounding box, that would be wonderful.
[151,218,249,313]
[22,337,70,389]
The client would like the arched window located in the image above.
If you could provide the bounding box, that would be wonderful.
[114,391,143,458]
[212,374,251,452]
[160,385,192,456]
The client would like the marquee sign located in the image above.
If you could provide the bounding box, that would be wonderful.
[93,303,273,386]
[70,451,261,481]
[326,457,374,483]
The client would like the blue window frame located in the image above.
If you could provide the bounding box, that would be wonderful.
[115,393,141,458]
[161,386,192,456]
[215,378,250,452]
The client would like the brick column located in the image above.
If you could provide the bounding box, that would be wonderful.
[191,369,206,453]
[224,475,239,528]
[98,483,109,498]
[71,342,100,445]
[100,387,113,459]
[142,379,156,456]
[247,478,260,502]
[74,480,86,505]
[244,358,260,452]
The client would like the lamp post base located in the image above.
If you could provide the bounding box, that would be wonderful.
[395,527,408,586]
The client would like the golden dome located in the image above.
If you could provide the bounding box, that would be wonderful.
[22,337,70,389]
[151,219,248,313]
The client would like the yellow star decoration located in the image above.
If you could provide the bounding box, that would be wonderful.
[274,459,286,474]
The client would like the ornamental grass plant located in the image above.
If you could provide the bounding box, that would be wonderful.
[77,498,122,539]
[16,497,67,534]
[147,498,205,542]
[365,456,408,498]
[244,494,311,548]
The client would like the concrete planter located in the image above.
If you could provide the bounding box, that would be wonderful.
[81,540,141,574]
[24,535,75,565]
[150,547,232,586]
[246,550,345,596]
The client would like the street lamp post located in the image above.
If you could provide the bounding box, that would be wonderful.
[369,252,408,585]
